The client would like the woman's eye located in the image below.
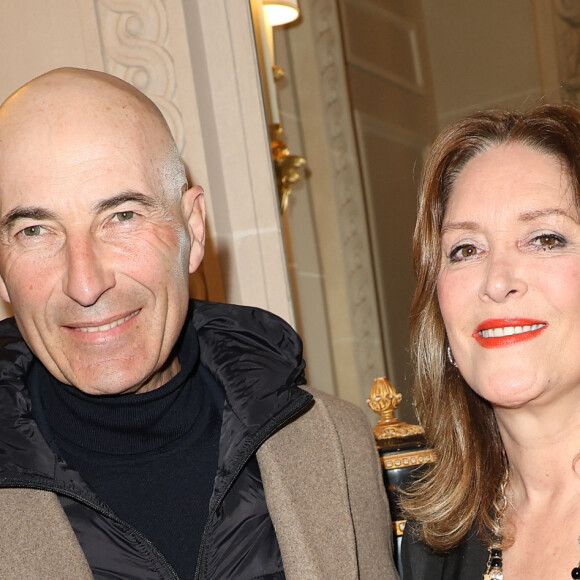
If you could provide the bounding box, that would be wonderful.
[114,211,135,222]
[449,244,478,261]
[531,233,565,250]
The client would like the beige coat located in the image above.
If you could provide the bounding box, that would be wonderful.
[0,388,399,580]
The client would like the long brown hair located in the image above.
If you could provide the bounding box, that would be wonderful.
[402,104,580,550]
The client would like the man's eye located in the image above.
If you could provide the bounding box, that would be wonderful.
[20,225,44,237]
[114,211,135,222]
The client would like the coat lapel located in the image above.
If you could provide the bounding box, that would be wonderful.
[257,396,359,579]
[0,488,93,579]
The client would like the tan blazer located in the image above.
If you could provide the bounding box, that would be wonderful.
[0,389,399,580]
[259,387,399,580]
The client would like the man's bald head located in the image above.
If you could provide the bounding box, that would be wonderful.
[0,68,206,395]
[0,67,186,204]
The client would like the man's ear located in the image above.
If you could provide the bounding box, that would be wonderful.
[181,185,206,274]
[0,274,11,305]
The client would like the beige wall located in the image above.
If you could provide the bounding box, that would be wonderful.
[268,0,575,423]
[1,0,575,421]
[423,0,544,126]
[0,0,294,324]
[274,0,388,416]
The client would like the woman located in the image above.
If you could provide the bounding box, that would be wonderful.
[401,104,580,579]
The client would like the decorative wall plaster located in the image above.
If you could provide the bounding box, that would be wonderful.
[310,0,385,394]
[553,0,580,99]
[95,0,184,150]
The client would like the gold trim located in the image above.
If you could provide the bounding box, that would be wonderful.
[269,123,306,212]
[272,64,285,82]
[381,449,435,471]
[393,520,406,537]
[375,423,424,440]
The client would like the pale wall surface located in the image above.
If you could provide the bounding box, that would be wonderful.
[0,0,293,325]
[423,0,543,125]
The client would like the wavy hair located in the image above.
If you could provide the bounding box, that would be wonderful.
[401,103,580,550]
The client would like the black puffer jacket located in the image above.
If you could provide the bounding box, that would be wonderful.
[0,300,313,579]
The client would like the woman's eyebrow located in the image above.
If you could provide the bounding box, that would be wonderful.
[518,207,577,222]
[440,221,479,235]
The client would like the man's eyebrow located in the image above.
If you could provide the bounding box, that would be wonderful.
[0,206,58,232]
[93,191,159,213]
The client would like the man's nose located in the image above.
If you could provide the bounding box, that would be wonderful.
[62,236,115,307]
[479,248,528,303]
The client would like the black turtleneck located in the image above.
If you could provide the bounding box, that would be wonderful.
[27,316,224,580]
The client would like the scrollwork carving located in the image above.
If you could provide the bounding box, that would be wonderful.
[95,0,184,151]
[551,0,580,99]
[310,0,384,391]
[554,0,580,25]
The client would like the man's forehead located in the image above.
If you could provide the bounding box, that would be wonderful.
[1,68,154,114]
[0,132,165,225]
[0,69,177,220]
[0,69,170,151]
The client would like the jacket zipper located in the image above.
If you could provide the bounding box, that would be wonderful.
[193,391,312,579]
[0,391,312,580]
[0,477,181,580]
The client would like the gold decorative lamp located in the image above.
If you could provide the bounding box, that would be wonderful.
[257,0,306,213]
[368,377,435,570]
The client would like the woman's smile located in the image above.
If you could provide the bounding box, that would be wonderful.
[472,318,548,348]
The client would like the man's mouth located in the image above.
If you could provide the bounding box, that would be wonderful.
[473,319,548,348]
[74,310,140,333]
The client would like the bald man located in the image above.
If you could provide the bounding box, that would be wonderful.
[0,69,398,580]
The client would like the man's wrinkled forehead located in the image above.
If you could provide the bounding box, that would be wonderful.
[0,69,169,139]
[0,69,172,205]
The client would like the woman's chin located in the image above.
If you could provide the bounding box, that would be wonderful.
[467,371,542,409]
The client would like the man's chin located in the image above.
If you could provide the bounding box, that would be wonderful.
[61,357,180,396]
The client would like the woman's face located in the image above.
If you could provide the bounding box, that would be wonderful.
[437,143,580,408]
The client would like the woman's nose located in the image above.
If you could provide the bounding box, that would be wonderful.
[479,248,528,303]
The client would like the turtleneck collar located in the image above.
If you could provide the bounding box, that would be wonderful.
[31,310,202,456]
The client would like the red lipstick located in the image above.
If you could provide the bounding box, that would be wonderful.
[472,318,547,348]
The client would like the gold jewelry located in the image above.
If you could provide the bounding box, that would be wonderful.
[484,475,580,579]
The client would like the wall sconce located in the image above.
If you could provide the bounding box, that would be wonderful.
[262,0,300,26]
[258,0,306,213]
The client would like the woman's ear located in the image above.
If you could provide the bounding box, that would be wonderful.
[181,185,206,274]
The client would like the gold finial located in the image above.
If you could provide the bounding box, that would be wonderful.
[367,377,424,442]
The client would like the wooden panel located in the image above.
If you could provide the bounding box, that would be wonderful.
[341,0,423,93]
[355,112,429,402]
[338,0,437,421]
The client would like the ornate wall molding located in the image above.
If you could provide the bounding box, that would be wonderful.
[95,0,184,151]
[309,0,385,396]
[551,0,580,100]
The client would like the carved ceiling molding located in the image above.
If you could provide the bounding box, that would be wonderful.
[552,0,580,98]
[95,0,185,151]
[310,0,384,391]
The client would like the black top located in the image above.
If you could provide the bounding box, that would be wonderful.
[27,314,224,580]
[0,300,310,579]
[402,523,488,580]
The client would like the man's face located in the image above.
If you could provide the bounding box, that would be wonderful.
[0,105,203,395]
